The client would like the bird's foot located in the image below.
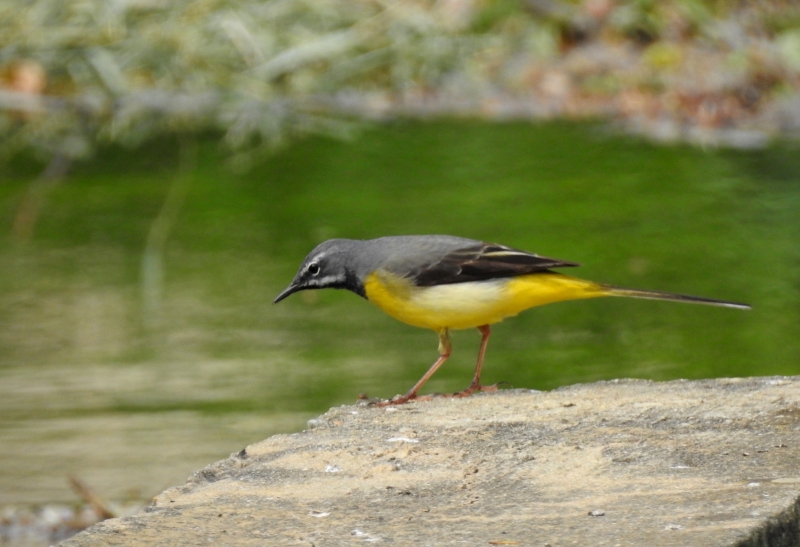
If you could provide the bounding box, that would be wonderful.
[452,382,497,398]
[373,391,433,407]
[371,382,509,406]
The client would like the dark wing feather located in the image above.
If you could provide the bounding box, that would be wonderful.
[412,243,580,287]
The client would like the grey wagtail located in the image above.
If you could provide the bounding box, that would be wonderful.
[274,235,750,405]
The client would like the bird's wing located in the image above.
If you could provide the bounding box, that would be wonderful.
[409,242,580,286]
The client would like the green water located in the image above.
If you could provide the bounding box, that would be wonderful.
[1,121,798,506]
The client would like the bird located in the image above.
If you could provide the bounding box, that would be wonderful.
[274,235,750,405]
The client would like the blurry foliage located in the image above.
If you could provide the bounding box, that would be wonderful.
[1,0,799,165]
[0,0,499,166]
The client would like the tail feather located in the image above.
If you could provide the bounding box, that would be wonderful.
[604,286,751,310]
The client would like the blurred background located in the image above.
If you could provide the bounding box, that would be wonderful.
[1,0,799,544]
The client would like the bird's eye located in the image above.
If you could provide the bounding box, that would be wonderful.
[307,263,320,275]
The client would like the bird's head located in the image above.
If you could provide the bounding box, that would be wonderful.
[274,239,365,303]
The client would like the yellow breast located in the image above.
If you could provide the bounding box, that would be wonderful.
[363,270,608,331]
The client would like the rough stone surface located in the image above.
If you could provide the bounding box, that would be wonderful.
[61,377,800,547]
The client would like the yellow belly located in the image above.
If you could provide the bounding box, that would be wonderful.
[363,270,609,331]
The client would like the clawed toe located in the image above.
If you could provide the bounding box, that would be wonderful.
[372,383,507,405]
[370,381,508,406]
[373,392,436,407]
[452,382,497,398]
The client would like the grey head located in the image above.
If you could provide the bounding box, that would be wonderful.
[273,239,373,303]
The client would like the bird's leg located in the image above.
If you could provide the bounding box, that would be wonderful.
[454,324,498,397]
[377,328,452,406]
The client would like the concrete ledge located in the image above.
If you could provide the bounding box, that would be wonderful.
[61,377,800,546]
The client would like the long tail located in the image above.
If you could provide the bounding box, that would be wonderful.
[603,285,751,310]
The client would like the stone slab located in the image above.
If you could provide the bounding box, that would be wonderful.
[61,377,800,546]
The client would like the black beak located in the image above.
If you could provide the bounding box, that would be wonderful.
[274,283,302,303]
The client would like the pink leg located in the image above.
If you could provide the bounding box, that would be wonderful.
[453,325,498,398]
[376,328,452,406]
